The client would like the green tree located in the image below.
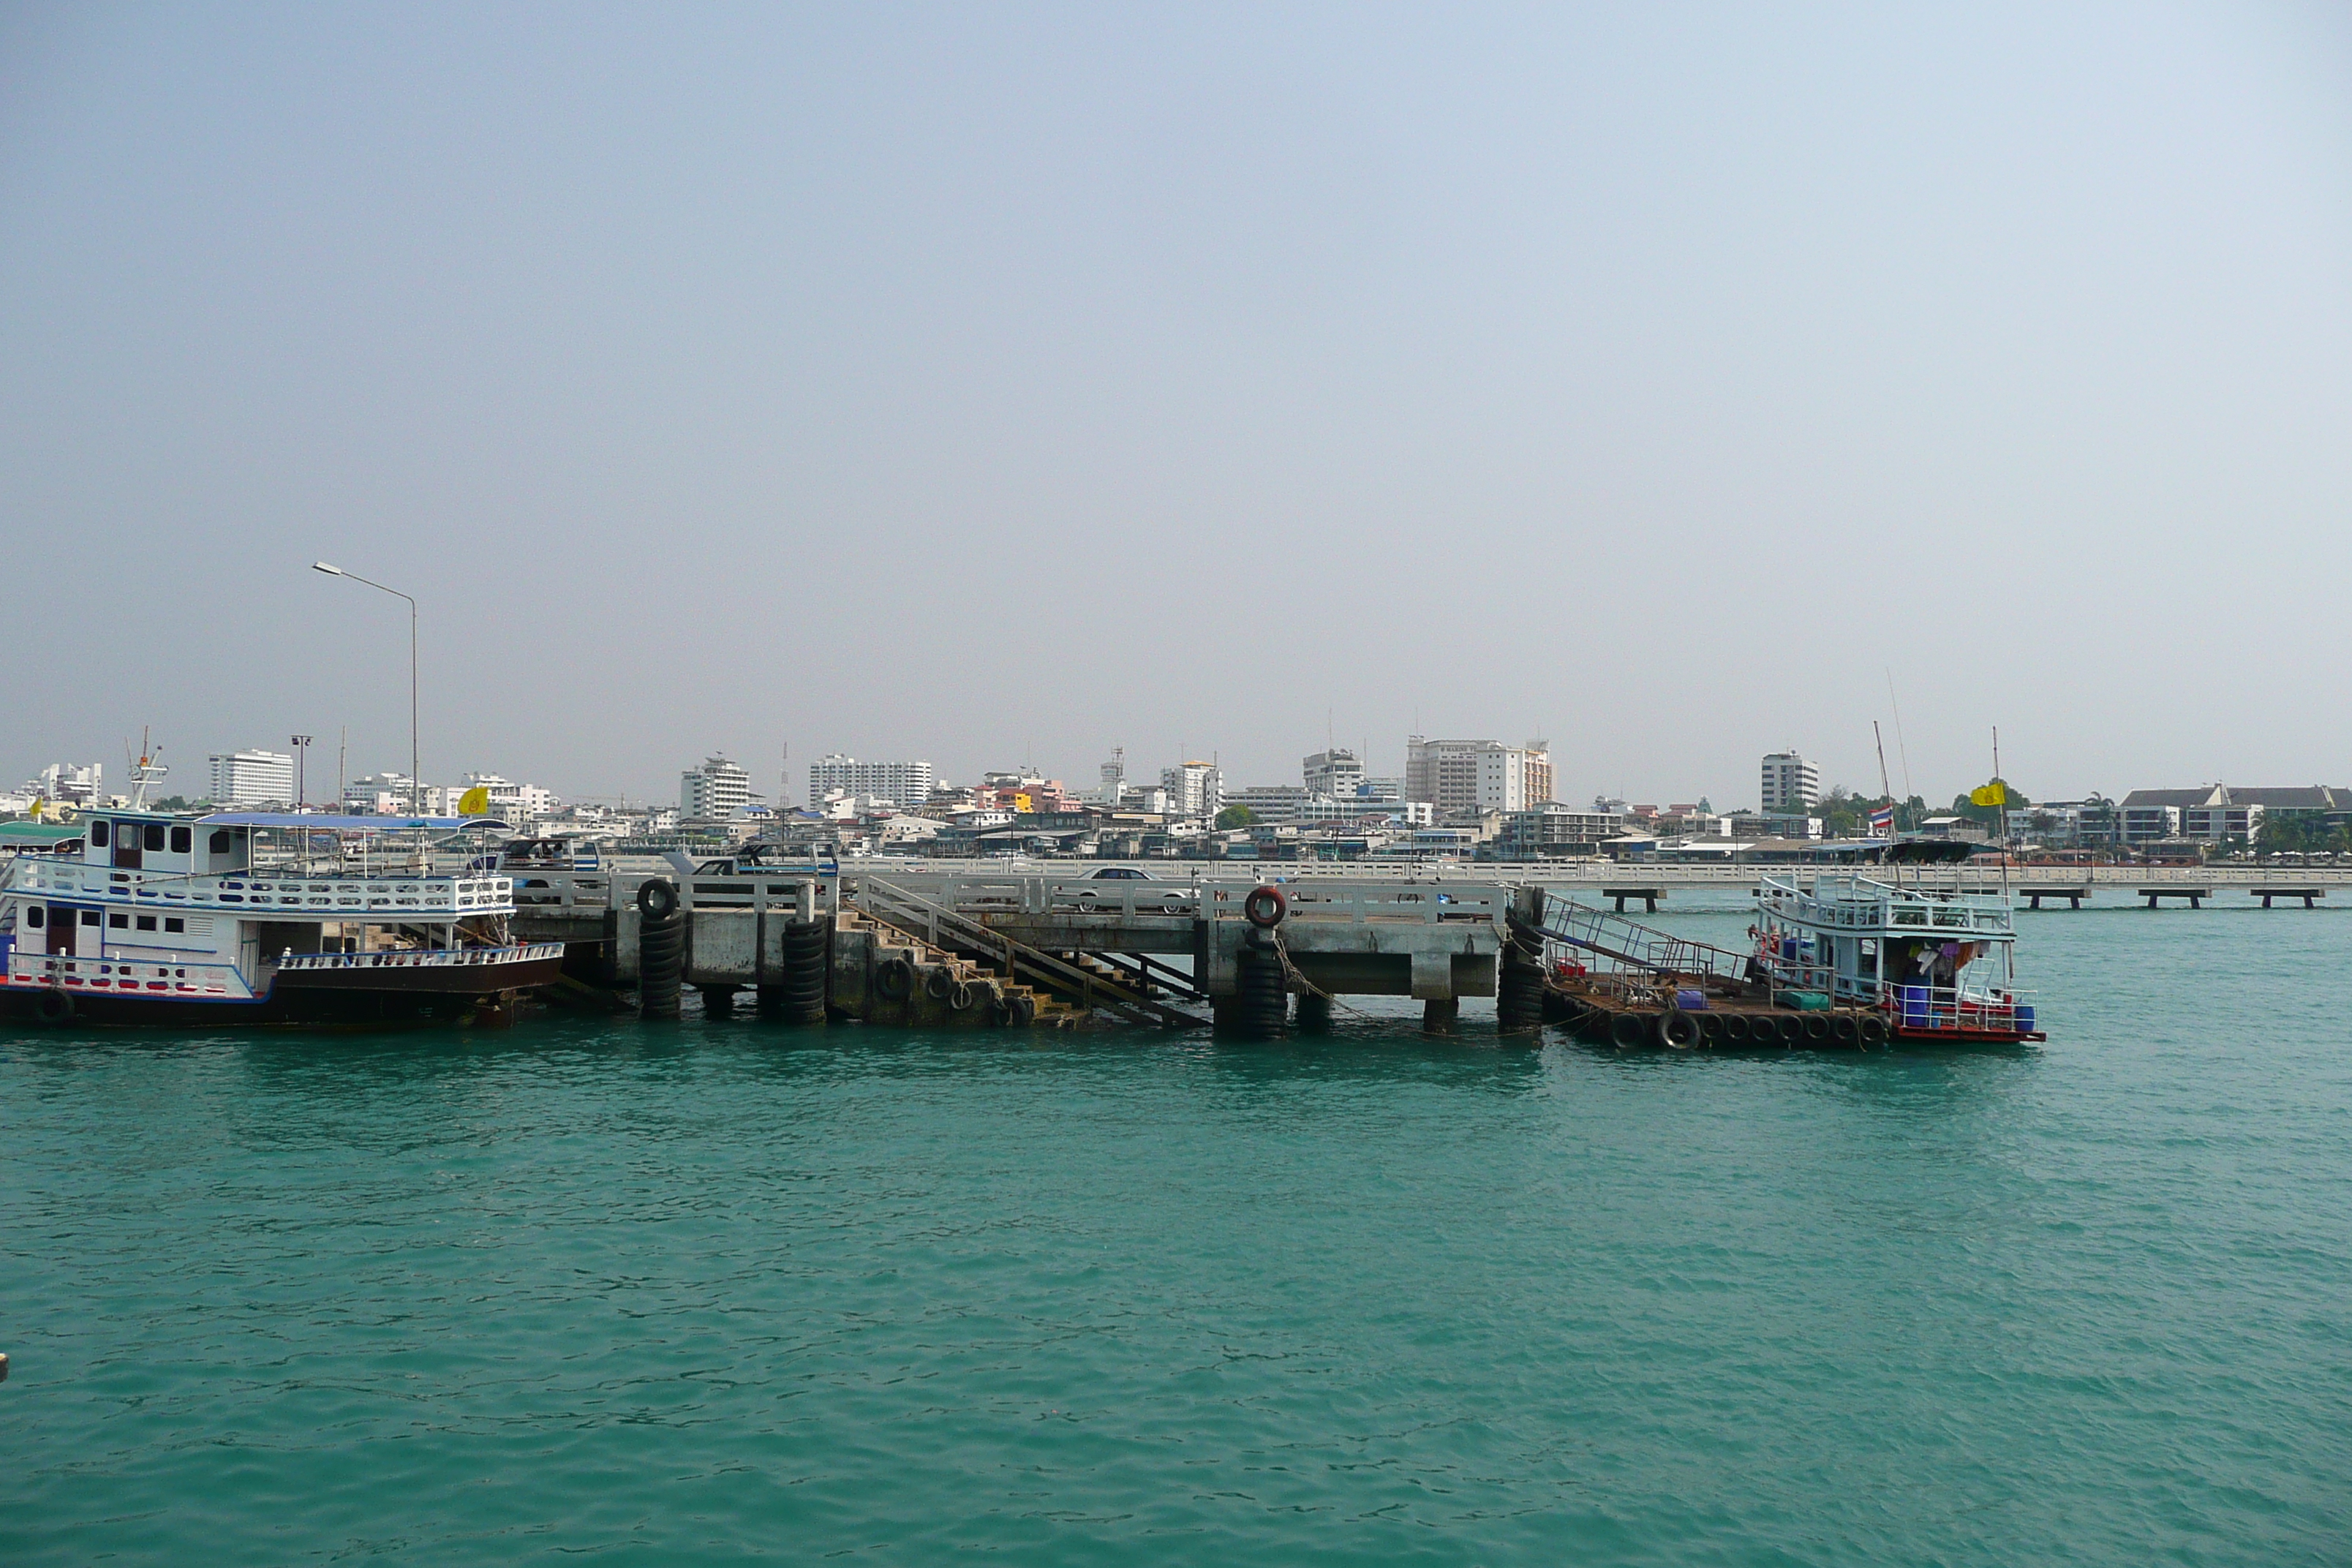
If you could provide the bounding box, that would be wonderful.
[1214,804,1255,830]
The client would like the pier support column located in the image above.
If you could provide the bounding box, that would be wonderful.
[1421,998,1459,1036]
[1295,993,1333,1035]
[699,984,738,1018]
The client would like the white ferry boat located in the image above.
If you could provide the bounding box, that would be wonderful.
[1753,849,2043,1044]
[0,809,564,1026]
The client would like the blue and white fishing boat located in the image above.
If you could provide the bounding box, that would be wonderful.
[0,807,562,1026]
[1752,843,2043,1044]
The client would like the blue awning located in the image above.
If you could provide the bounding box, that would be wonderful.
[196,812,512,832]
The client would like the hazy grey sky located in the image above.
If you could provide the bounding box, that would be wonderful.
[5,3,2349,809]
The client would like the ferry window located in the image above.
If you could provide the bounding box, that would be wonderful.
[80,910,100,926]
[165,917,185,933]
[209,830,232,854]
[109,913,128,928]
[90,821,110,848]
[26,908,43,928]
[137,915,157,931]
[144,823,166,852]
[170,826,192,853]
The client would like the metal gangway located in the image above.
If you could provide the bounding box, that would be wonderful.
[1515,894,1749,986]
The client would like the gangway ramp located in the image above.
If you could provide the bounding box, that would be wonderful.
[851,877,1207,1029]
[1513,893,1749,985]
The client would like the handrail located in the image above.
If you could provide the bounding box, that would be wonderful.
[851,877,1202,1028]
[1520,898,1749,984]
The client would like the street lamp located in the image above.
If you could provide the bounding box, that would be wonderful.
[290,735,312,811]
[313,562,420,817]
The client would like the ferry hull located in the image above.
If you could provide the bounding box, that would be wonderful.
[3,950,566,1029]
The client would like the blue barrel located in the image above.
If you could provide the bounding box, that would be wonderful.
[1900,984,1929,1027]
[1676,988,1706,1011]
[2015,1004,2035,1034]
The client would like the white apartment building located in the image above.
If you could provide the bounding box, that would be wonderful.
[1760,751,1821,813]
[681,755,755,819]
[461,772,558,823]
[1406,738,1553,815]
[209,749,295,807]
[808,754,935,809]
[342,773,456,814]
[26,762,103,806]
[1303,747,1365,799]
[1160,761,1224,818]
[1232,785,1308,825]
[1477,741,1553,813]
[344,772,418,813]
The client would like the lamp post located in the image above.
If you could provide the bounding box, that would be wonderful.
[290,735,312,812]
[312,563,419,816]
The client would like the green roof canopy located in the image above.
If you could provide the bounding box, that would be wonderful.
[0,821,86,844]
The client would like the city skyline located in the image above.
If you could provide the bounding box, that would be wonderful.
[6,9,2351,811]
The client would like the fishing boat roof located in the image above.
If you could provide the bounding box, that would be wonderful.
[197,812,512,832]
[0,821,86,845]
[1862,839,1983,864]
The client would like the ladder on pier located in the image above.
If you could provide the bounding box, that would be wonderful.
[851,878,1206,1028]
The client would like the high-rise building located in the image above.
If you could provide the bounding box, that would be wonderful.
[1099,748,1126,804]
[208,750,294,807]
[1760,751,1820,813]
[26,761,102,806]
[808,754,935,808]
[1406,738,1552,815]
[1159,761,1224,818]
[681,755,755,818]
[1303,747,1364,799]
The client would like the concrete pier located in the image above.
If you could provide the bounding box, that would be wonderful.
[510,868,1507,1028]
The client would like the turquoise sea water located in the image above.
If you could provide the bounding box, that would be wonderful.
[4,894,2350,1564]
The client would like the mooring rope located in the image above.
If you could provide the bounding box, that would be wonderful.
[1267,925,1378,1018]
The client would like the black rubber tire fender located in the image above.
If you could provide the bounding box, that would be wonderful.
[1831,1014,1861,1047]
[923,965,954,1002]
[1004,992,1036,1028]
[1609,1011,1648,1049]
[1696,1012,1725,1047]
[34,987,74,1026]
[875,956,914,1001]
[1775,1014,1804,1047]
[1243,885,1288,929]
[1859,1014,1891,1048]
[1803,1013,1833,1044]
[1719,1014,1753,1046]
[950,980,978,1013]
[1657,1010,1701,1050]
[637,878,680,919]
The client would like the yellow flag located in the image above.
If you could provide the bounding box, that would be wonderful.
[457,785,491,816]
[1969,780,2008,808]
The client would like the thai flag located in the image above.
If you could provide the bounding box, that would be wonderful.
[1869,806,1896,837]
